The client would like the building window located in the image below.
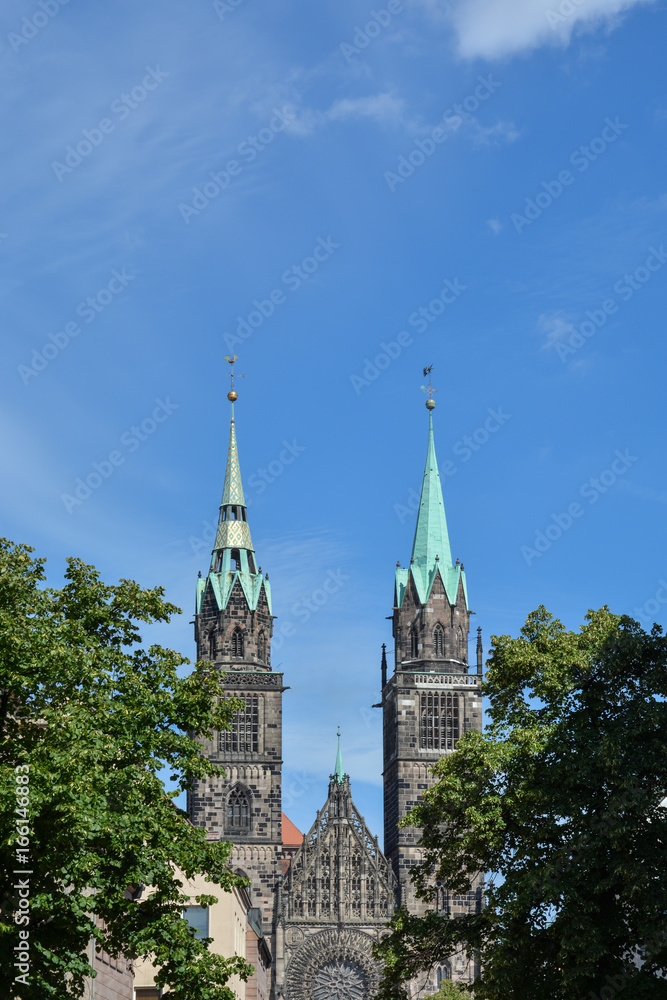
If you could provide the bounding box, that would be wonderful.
[208,630,216,658]
[257,630,267,662]
[182,906,209,939]
[409,627,419,658]
[458,626,466,661]
[227,785,251,829]
[436,964,451,985]
[231,626,244,657]
[219,694,259,752]
[433,624,444,657]
[420,692,460,751]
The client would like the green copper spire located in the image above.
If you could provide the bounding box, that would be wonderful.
[395,400,468,609]
[410,410,453,570]
[220,403,246,507]
[334,727,344,783]
[213,401,253,555]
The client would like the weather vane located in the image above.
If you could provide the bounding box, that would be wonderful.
[421,365,437,410]
[224,354,245,401]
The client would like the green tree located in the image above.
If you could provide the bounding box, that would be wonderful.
[0,539,252,999]
[426,981,470,998]
[375,606,667,1000]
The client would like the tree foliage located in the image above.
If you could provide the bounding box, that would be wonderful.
[0,539,252,999]
[375,606,667,1000]
[426,981,471,998]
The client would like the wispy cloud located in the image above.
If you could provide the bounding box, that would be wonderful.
[470,118,521,146]
[284,92,408,136]
[619,481,667,504]
[538,311,576,348]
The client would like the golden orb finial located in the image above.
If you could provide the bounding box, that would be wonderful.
[224,354,244,401]
[421,365,437,410]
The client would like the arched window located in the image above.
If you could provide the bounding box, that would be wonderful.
[420,692,460,751]
[208,630,216,658]
[409,627,419,658]
[433,623,444,657]
[231,627,244,658]
[257,630,267,663]
[227,785,250,829]
[436,964,451,986]
[219,694,259,753]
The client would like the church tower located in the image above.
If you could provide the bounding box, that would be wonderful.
[382,394,483,986]
[188,377,285,933]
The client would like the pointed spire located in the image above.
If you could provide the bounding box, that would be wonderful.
[211,401,254,562]
[381,643,388,689]
[196,370,272,617]
[334,727,344,784]
[410,410,453,571]
[220,402,246,507]
[477,626,483,675]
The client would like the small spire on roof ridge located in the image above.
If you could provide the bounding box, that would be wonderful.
[334,727,344,784]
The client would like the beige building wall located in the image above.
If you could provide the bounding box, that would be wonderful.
[133,874,250,1000]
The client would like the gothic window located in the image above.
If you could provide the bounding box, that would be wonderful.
[436,964,451,985]
[208,630,216,658]
[257,630,267,662]
[312,960,367,1000]
[437,886,450,912]
[219,694,259,752]
[420,692,460,751]
[227,785,250,830]
[409,626,419,658]
[231,626,244,657]
[433,623,445,657]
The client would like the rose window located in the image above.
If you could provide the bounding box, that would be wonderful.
[311,959,367,1000]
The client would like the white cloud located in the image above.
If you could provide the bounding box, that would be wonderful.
[470,118,521,145]
[538,311,576,347]
[423,0,656,59]
[284,92,407,136]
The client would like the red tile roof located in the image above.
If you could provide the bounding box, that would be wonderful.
[281,812,302,845]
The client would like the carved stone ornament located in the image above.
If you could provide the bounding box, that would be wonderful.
[285,927,379,1000]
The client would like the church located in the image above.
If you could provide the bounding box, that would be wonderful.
[185,377,484,999]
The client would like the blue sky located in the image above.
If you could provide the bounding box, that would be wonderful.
[2,0,666,841]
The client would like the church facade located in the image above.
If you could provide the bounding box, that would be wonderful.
[187,386,483,998]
